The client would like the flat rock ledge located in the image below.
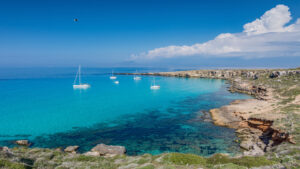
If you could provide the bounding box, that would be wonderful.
[15,140,31,146]
[64,145,79,154]
[84,143,126,157]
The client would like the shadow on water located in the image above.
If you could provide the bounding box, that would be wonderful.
[31,89,245,156]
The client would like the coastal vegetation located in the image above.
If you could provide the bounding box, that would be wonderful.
[0,147,280,169]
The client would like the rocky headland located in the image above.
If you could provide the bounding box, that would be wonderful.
[120,68,300,167]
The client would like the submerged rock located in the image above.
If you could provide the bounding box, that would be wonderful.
[64,145,79,154]
[15,140,31,146]
[90,143,126,157]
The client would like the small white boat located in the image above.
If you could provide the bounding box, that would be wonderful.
[114,81,119,84]
[110,70,117,80]
[150,78,160,90]
[151,85,160,90]
[134,76,141,80]
[133,70,142,80]
[73,65,90,89]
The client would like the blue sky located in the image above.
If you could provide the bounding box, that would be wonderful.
[1,0,300,68]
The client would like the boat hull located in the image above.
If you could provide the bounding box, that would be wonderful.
[150,85,160,90]
[73,84,90,89]
[134,77,141,80]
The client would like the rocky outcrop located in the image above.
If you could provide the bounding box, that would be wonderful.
[85,144,126,157]
[236,127,266,156]
[84,151,101,156]
[0,146,13,158]
[269,70,300,78]
[235,117,295,156]
[229,79,267,99]
[247,118,294,146]
[64,145,79,154]
[15,140,31,146]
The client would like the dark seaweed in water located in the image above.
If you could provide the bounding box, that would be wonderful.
[31,91,245,156]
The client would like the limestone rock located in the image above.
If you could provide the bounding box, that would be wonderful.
[243,144,264,156]
[15,140,31,146]
[84,151,100,156]
[0,146,13,157]
[269,71,287,78]
[240,140,254,151]
[64,145,79,154]
[91,144,126,156]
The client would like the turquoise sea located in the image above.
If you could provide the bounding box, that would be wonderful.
[0,68,251,156]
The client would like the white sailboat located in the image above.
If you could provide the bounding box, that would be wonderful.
[110,70,117,80]
[133,70,141,80]
[114,80,119,84]
[150,77,160,90]
[73,65,90,89]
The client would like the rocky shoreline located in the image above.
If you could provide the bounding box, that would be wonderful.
[119,69,300,158]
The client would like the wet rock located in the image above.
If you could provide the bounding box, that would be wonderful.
[91,144,126,156]
[15,140,31,146]
[64,145,79,154]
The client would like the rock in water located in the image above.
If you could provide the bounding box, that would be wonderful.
[64,146,79,154]
[15,140,31,146]
[90,144,126,157]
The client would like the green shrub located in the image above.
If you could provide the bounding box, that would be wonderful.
[138,164,155,169]
[0,159,31,169]
[163,153,206,165]
[230,156,277,168]
[212,163,247,169]
[72,155,100,162]
[207,154,231,165]
[137,158,150,164]
[206,154,277,168]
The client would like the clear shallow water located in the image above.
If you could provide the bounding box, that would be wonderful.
[0,68,251,156]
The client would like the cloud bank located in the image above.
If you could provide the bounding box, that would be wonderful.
[132,5,300,60]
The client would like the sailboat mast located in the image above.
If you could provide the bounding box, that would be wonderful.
[79,65,81,84]
[73,66,79,85]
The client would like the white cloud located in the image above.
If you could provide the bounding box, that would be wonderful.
[243,5,293,35]
[132,4,300,60]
